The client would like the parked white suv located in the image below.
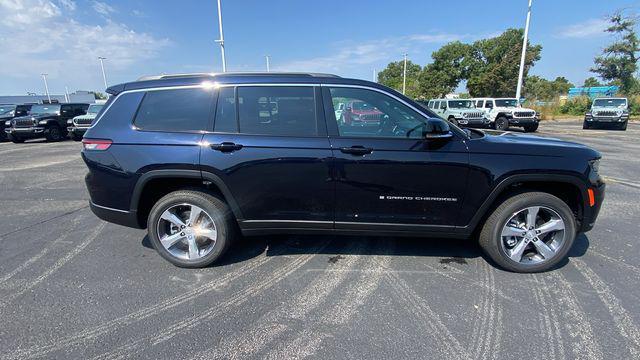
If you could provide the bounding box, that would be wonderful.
[418,99,489,128]
[473,98,539,132]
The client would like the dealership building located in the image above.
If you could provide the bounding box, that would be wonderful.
[0,91,97,104]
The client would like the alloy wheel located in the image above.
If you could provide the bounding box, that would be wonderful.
[156,203,218,261]
[499,206,566,265]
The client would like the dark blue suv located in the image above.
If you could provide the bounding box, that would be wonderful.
[82,73,605,272]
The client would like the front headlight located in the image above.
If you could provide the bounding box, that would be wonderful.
[505,111,513,116]
[67,119,73,124]
[589,159,600,174]
[4,120,10,126]
[38,120,47,125]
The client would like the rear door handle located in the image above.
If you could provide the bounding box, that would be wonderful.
[211,142,243,153]
[340,146,373,156]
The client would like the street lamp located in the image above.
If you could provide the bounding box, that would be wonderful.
[402,53,408,95]
[41,74,51,103]
[215,0,227,72]
[98,57,108,90]
[515,0,533,105]
[265,55,271,72]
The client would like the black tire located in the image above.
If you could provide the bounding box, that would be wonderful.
[523,123,539,133]
[448,117,459,126]
[478,192,576,273]
[494,116,509,131]
[71,133,83,141]
[582,121,590,130]
[45,125,64,142]
[147,190,236,268]
[8,134,24,143]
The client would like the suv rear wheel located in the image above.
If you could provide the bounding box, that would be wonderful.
[147,190,235,268]
[479,192,576,273]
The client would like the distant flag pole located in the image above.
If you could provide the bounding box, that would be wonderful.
[373,68,376,82]
[402,53,408,95]
[215,0,227,72]
[265,55,271,72]
[515,0,533,105]
[41,74,51,103]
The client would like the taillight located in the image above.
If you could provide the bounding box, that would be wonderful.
[82,139,112,151]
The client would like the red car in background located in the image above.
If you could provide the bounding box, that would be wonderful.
[339,100,384,126]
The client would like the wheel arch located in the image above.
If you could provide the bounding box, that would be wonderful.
[465,174,587,235]
[131,169,244,228]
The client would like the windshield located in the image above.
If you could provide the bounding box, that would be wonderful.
[29,104,61,115]
[593,99,627,108]
[87,104,104,114]
[495,99,518,107]
[351,101,379,112]
[0,105,16,116]
[448,100,474,109]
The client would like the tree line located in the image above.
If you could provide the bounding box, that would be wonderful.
[378,11,639,101]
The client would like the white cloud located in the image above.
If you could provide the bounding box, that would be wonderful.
[274,32,482,74]
[557,18,610,39]
[92,0,114,16]
[0,0,169,90]
[58,0,75,11]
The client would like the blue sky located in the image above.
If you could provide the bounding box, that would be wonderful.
[0,0,637,95]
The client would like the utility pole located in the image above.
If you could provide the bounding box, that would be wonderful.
[515,0,533,106]
[98,57,108,89]
[373,68,376,82]
[265,55,271,72]
[402,53,408,95]
[65,86,70,103]
[41,74,51,103]
[215,0,227,72]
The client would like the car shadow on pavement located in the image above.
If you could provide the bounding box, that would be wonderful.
[142,233,590,272]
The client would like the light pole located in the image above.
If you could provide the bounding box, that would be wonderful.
[515,0,533,105]
[41,74,51,103]
[215,0,227,72]
[373,68,376,82]
[265,55,271,72]
[98,57,108,89]
[402,53,408,95]
[65,86,70,103]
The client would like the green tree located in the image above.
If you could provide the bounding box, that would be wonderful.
[418,41,473,99]
[466,29,542,97]
[591,12,640,94]
[582,77,602,87]
[90,91,107,100]
[377,60,422,98]
[524,76,573,101]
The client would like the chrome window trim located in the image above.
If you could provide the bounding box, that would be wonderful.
[90,83,320,130]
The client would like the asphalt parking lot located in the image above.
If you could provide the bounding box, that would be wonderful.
[1,121,639,360]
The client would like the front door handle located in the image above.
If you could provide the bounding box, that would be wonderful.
[340,146,373,156]
[211,142,243,153]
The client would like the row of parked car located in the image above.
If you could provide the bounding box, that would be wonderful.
[415,96,630,132]
[0,101,105,143]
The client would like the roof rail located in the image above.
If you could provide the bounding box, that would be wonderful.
[136,72,340,81]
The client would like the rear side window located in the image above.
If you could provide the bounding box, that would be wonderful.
[134,88,214,132]
[237,86,317,137]
[214,87,237,133]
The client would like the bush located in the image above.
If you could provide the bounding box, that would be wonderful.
[558,97,591,116]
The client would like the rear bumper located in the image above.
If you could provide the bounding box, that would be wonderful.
[89,201,142,229]
[581,182,605,233]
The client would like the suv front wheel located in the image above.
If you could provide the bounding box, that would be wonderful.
[45,125,64,142]
[147,190,235,268]
[479,192,576,273]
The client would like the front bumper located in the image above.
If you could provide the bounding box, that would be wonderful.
[581,182,605,233]
[68,126,89,135]
[585,116,627,123]
[457,118,489,127]
[508,117,538,125]
[5,127,45,137]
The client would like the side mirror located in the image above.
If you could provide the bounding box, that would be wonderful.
[423,118,453,140]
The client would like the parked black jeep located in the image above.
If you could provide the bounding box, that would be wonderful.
[0,104,32,142]
[6,103,89,143]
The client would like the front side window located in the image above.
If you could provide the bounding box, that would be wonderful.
[328,87,428,139]
[476,100,483,107]
[214,87,237,133]
[87,104,104,114]
[484,101,494,108]
[237,86,317,136]
[495,99,518,107]
[440,101,447,109]
[134,87,214,132]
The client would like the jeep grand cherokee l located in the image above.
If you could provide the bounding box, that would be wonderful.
[82,73,605,273]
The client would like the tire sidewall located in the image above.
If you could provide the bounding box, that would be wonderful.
[485,193,576,273]
[46,126,62,142]
[147,191,231,268]
[496,117,509,130]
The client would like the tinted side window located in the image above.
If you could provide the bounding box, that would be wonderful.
[214,87,237,133]
[476,100,483,107]
[485,101,493,108]
[134,88,213,132]
[440,101,447,109]
[237,86,317,136]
